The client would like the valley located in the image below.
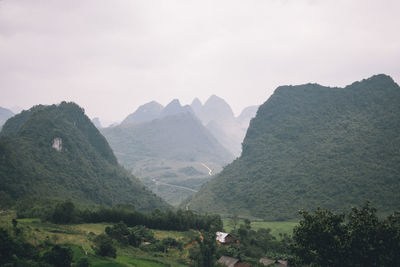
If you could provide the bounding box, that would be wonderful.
[102,97,257,206]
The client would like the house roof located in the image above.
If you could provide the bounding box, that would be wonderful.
[216,231,230,243]
[259,258,287,266]
[217,256,239,267]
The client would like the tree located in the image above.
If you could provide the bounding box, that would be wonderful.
[105,221,130,245]
[197,232,217,267]
[292,208,348,266]
[292,203,400,267]
[0,228,15,265]
[44,245,73,267]
[52,201,75,224]
[76,257,90,267]
[232,213,239,231]
[93,234,116,258]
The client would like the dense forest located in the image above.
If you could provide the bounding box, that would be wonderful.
[0,102,169,211]
[187,74,400,220]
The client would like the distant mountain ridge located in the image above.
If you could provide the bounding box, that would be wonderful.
[0,107,14,128]
[120,97,258,156]
[121,101,164,125]
[190,95,258,156]
[103,111,233,166]
[186,74,400,220]
[0,102,169,210]
[102,99,235,205]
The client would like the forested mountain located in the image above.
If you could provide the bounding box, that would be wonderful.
[102,109,234,205]
[0,102,169,211]
[0,107,14,128]
[186,74,400,220]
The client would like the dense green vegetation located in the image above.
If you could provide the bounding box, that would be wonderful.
[217,219,292,263]
[2,203,398,266]
[15,200,223,233]
[292,202,400,266]
[0,211,196,266]
[0,102,169,211]
[223,218,297,239]
[188,74,400,220]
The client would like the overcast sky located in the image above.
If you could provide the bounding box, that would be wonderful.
[1,0,399,124]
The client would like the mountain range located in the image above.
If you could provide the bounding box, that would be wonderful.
[0,102,169,211]
[190,95,258,156]
[102,99,236,205]
[186,74,400,220]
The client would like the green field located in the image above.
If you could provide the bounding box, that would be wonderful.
[0,211,192,267]
[223,218,297,239]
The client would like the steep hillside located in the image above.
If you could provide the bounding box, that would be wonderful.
[187,74,400,220]
[0,102,169,211]
[102,110,234,205]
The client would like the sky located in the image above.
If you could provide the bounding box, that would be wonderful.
[1,0,399,125]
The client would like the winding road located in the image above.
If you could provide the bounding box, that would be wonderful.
[152,178,198,192]
[201,163,213,176]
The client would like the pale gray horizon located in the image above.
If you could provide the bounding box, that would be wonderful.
[1,0,399,125]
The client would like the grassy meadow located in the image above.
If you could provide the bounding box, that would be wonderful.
[222,217,297,239]
[0,211,194,267]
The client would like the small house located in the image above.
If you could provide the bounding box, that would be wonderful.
[259,258,288,266]
[217,256,239,267]
[217,256,252,267]
[216,231,239,244]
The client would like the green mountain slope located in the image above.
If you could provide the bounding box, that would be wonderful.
[0,102,169,211]
[187,74,400,220]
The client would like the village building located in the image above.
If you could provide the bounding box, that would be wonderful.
[259,258,288,266]
[217,256,252,267]
[216,231,239,245]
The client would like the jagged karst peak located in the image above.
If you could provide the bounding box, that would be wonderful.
[347,73,397,89]
[161,99,193,118]
[191,97,202,107]
[204,95,234,115]
[237,105,259,121]
[121,101,164,125]
[166,98,181,107]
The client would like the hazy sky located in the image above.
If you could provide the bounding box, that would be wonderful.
[1,0,399,124]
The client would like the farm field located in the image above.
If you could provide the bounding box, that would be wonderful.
[223,218,298,239]
[0,211,194,267]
